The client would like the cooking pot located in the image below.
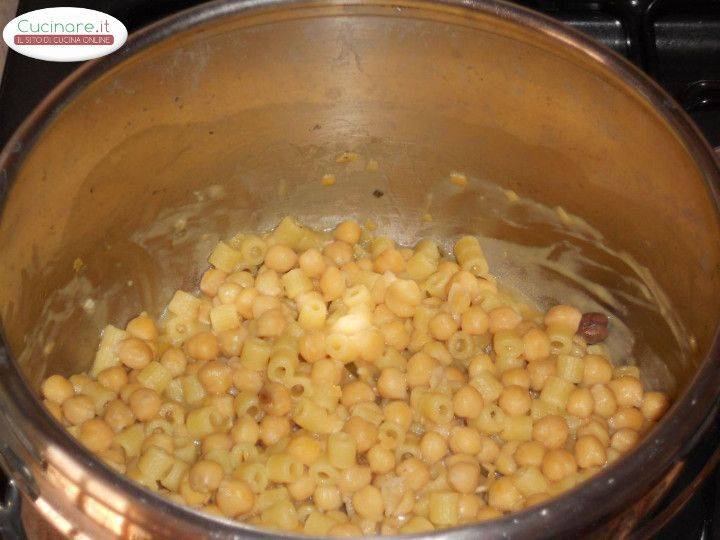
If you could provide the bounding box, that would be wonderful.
[1,0,719,538]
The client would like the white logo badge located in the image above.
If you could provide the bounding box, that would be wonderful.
[2,7,127,62]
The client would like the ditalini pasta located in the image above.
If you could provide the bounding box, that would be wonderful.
[40,216,670,535]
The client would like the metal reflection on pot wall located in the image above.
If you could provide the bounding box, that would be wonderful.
[0,0,719,538]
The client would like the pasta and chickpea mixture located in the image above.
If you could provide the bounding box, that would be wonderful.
[40,216,670,535]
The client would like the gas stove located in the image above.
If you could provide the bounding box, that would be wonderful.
[1,1,719,538]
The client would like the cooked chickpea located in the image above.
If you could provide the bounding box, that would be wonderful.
[43,401,63,423]
[129,388,162,421]
[184,331,219,361]
[373,304,397,326]
[488,306,522,333]
[198,360,233,394]
[420,431,448,464]
[78,419,114,453]
[62,395,95,426]
[449,426,483,454]
[252,294,280,319]
[590,384,618,418]
[320,266,346,301]
[265,244,298,273]
[611,428,639,453]
[541,449,577,482]
[533,415,569,449]
[42,375,75,405]
[468,354,495,378]
[299,331,326,363]
[259,415,290,446]
[383,401,413,431]
[566,387,594,418]
[342,380,375,407]
[397,457,430,491]
[578,417,610,447]
[200,268,227,297]
[367,444,395,474]
[231,415,260,445]
[608,376,643,408]
[343,260,363,284]
[429,312,457,341]
[377,368,407,399]
[515,441,546,467]
[324,241,353,267]
[189,459,224,493]
[407,352,436,387]
[288,475,316,500]
[315,484,342,511]
[260,382,292,416]
[311,358,342,387]
[216,479,254,517]
[574,434,607,468]
[610,407,644,431]
[382,320,410,350]
[216,283,243,305]
[522,328,551,362]
[373,248,406,274]
[353,485,384,521]
[118,337,153,369]
[343,416,378,453]
[94,366,126,394]
[298,248,326,278]
[202,432,232,454]
[160,347,187,378]
[360,328,386,363]
[254,271,282,297]
[448,461,481,494]
[453,385,484,419]
[338,466,372,493]
[288,434,321,466]
[385,280,422,318]
[104,399,134,432]
[544,305,582,332]
[256,308,286,337]
[461,306,489,335]
[126,313,158,341]
[356,258,373,272]
[232,365,263,394]
[642,391,670,421]
[583,355,613,385]
[445,366,465,384]
[342,259,363,283]
[477,436,501,463]
[488,477,523,512]
[498,385,531,416]
[334,220,362,245]
[235,287,258,319]
[501,368,531,389]
[528,359,556,391]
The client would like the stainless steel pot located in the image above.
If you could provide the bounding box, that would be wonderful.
[1,0,719,538]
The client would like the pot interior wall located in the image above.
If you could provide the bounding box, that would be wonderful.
[1,2,718,397]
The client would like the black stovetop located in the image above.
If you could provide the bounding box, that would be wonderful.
[1,1,720,538]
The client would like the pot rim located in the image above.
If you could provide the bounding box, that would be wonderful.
[1,0,719,538]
